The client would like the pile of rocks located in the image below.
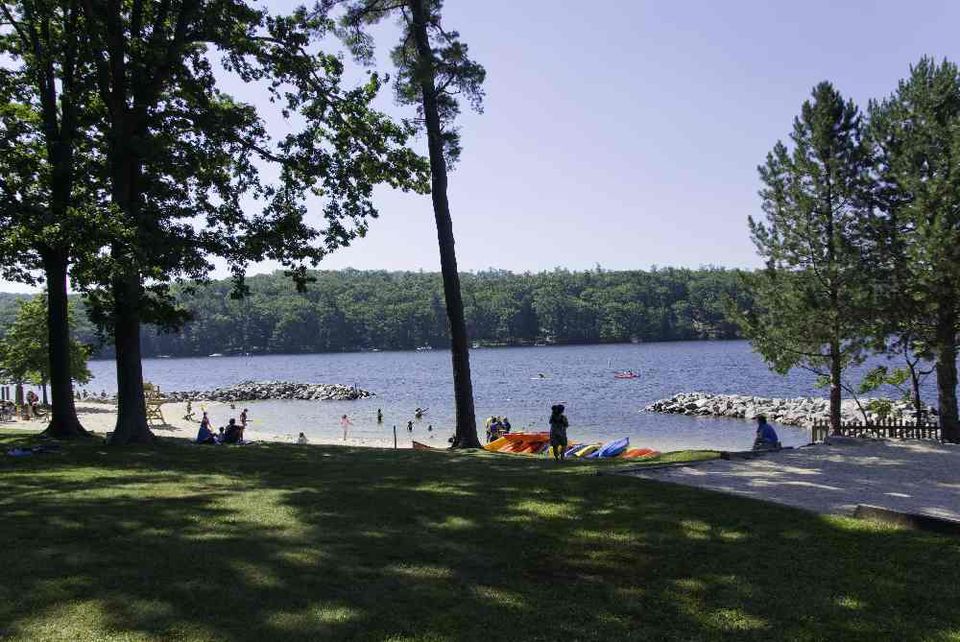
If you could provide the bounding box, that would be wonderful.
[165,381,373,402]
[643,392,929,427]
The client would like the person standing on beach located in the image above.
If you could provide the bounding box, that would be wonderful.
[239,408,249,440]
[549,404,569,461]
[340,414,353,441]
[377,408,383,424]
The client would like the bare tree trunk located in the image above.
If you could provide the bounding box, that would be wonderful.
[41,251,88,438]
[410,0,479,448]
[829,342,842,434]
[935,311,959,442]
[109,266,152,444]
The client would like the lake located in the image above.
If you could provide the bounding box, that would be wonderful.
[82,340,918,452]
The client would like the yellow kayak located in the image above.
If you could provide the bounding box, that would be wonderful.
[571,444,600,457]
[484,436,511,452]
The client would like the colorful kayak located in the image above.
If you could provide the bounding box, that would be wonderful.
[596,437,630,458]
[483,436,512,452]
[571,444,600,458]
[563,444,582,457]
[483,432,551,455]
[622,447,659,459]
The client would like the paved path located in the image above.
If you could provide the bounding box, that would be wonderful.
[625,440,960,518]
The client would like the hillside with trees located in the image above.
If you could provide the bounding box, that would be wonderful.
[0,268,752,358]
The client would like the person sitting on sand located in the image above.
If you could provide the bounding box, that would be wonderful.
[196,417,217,445]
[223,419,242,444]
[297,432,308,444]
[753,415,781,451]
[549,404,569,461]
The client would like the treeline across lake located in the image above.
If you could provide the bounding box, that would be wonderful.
[0,268,753,358]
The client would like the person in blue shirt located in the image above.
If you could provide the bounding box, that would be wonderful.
[753,415,780,450]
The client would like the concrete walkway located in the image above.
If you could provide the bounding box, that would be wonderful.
[625,439,960,519]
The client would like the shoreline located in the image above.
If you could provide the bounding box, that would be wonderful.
[6,401,408,449]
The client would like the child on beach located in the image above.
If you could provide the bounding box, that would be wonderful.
[340,414,353,441]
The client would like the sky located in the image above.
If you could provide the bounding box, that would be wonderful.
[5,0,960,292]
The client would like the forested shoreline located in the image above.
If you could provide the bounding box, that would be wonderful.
[0,267,751,358]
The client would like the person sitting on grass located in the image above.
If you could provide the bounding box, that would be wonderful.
[753,415,781,451]
[297,432,308,444]
[549,404,569,461]
[223,419,242,444]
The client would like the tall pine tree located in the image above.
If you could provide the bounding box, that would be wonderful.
[741,82,875,432]
[338,0,486,448]
[868,58,960,442]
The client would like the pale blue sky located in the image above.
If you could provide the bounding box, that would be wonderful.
[5,0,960,292]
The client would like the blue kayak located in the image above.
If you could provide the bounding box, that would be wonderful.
[563,444,582,457]
[596,437,630,458]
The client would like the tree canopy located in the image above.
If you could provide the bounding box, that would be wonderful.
[0,295,90,386]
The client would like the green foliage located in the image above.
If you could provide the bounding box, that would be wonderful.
[865,398,894,420]
[868,57,960,436]
[338,0,486,166]
[70,0,428,328]
[0,268,750,357]
[0,295,90,384]
[739,82,875,384]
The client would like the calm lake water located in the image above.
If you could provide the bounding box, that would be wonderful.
[83,340,919,452]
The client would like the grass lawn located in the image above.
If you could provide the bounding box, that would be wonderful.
[1,430,958,641]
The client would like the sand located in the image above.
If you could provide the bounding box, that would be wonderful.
[623,439,960,519]
[6,401,404,448]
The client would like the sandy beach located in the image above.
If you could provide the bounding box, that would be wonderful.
[7,400,406,448]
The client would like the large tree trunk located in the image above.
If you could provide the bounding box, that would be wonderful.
[41,251,89,438]
[109,268,152,444]
[935,311,959,443]
[829,342,842,434]
[410,0,479,449]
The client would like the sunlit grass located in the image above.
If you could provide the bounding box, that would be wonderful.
[0,429,958,641]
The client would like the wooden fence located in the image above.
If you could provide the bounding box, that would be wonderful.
[811,418,941,443]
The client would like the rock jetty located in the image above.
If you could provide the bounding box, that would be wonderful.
[165,381,372,402]
[644,392,928,427]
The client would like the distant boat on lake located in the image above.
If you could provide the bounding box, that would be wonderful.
[208,353,224,357]
[415,346,434,352]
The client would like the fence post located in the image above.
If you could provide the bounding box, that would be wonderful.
[393,425,397,450]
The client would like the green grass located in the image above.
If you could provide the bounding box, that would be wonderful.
[0,430,958,641]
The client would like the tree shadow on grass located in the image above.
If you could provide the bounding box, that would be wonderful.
[0,433,959,641]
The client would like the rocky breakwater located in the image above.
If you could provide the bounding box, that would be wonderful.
[644,392,926,427]
[166,381,372,403]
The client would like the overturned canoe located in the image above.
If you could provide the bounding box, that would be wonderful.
[595,437,630,458]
